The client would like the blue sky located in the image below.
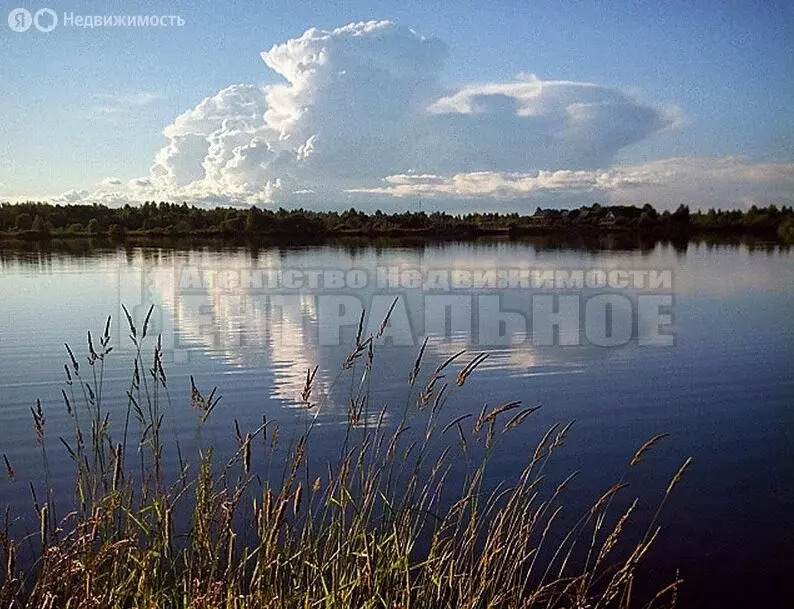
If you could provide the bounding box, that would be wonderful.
[0,0,792,210]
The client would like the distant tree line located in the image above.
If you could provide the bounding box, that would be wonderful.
[1,201,792,242]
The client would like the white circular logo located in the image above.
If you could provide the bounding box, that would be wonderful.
[33,8,57,32]
[8,8,32,32]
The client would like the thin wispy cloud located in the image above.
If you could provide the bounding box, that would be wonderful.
[89,91,162,119]
[98,91,162,107]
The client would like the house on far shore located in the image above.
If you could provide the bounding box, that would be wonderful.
[531,208,564,225]
[599,211,617,227]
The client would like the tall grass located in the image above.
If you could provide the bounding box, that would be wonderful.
[0,305,690,608]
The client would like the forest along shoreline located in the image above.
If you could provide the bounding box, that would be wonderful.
[1,202,793,245]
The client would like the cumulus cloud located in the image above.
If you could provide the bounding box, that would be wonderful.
[41,21,788,211]
[350,157,794,211]
[137,20,676,205]
[53,189,91,203]
[423,74,679,172]
[48,188,125,207]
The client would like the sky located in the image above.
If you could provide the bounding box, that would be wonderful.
[0,0,792,212]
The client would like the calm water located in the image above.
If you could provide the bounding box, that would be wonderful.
[1,239,793,606]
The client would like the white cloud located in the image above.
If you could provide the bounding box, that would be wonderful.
[99,177,123,187]
[349,170,610,199]
[349,157,794,211]
[90,91,162,118]
[97,91,162,107]
[138,20,675,206]
[37,21,788,211]
[605,157,794,210]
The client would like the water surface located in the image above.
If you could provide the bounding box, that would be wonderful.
[0,239,792,606]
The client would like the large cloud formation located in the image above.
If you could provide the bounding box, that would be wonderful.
[130,20,676,206]
[49,20,792,210]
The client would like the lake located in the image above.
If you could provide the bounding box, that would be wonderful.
[0,238,792,607]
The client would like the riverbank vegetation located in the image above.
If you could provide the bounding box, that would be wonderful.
[0,308,691,608]
[1,201,792,243]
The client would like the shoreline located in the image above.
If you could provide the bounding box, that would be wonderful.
[0,224,787,248]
